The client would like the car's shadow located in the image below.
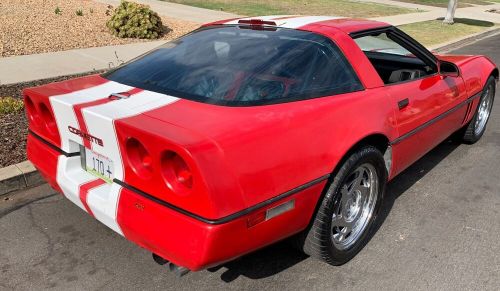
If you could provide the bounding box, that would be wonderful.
[211,138,462,282]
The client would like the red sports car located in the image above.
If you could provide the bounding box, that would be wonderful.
[24,16,497,276]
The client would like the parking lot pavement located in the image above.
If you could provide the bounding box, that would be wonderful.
[1,35,500,291]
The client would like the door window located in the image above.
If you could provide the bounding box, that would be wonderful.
[353,32,436,84]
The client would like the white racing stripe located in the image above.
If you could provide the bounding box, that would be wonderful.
[82,90,180,180]
[50,81,132,153]
[224,15,344,29]
[85,183,124,235]
[51,81,131,211]
[81,90,180,234]
[276,16,344,29]
[56,155,96,211]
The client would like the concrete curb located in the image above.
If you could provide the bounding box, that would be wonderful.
[0,161,44,197]
[1,27,498,196]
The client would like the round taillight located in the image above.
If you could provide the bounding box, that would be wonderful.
[24,96,40,124]
[161,151,193,195]
[39,103,58,136]
[125,138,153,178]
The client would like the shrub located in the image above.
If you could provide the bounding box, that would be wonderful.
[55,7,62,15]
[76,9,83,16]
[0,97,24,115]
[106,1,164,39]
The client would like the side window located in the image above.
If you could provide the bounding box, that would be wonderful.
[353,32,436,85]
[355,33,411,56]
[306,46,363,94]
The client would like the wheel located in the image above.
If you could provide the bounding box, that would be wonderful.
[300,146,387,265]
[461,76,496,144]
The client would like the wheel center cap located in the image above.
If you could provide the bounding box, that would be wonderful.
[345,190,362,220]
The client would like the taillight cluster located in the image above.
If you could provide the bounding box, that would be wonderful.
[126,137,154,178]
[115,117,219,216]
[161,151,193,195]
[124,137,194,195]
[24,94,60,145]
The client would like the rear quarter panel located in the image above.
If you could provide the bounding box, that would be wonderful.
[144,88,398,215]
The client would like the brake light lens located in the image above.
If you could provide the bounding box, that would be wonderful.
[238,19,277,26]
[125,137,153,179]
[39,103,58,136]
[161,150,193,195]
[24,96,40,124]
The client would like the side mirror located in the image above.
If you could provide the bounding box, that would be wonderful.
[439,61,460,78]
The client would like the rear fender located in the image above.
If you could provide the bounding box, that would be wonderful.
[114,115,246,220]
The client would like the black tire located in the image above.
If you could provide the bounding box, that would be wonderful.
[299,146,387,265]
[461,76,496,144]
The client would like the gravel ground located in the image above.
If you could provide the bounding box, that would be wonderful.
[0,113,28,168]
[0,71,103,167]
[0,0,199,57]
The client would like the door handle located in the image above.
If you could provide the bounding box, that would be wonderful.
[398,98,409,110]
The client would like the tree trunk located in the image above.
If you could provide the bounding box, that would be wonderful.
[443,0,458,24]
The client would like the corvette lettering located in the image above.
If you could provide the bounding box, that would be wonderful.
[68,126,103,146]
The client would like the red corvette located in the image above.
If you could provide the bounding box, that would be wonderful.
[24,16,497,275]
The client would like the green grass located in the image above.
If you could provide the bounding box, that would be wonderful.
[394,0,499,8]
[399,18,497,47]
[166,0,419,18]
[0,97,24,115]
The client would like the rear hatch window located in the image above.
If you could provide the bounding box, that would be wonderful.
[104,25,363,106]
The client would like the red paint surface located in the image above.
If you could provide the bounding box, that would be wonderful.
[23,74,108,148]
[26,133,61,193]
[117,179,326,270]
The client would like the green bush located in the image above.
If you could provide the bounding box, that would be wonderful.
[106,1,164,39]
[0,97,24,115]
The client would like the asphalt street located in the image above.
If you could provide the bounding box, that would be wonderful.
[1,34,499,291]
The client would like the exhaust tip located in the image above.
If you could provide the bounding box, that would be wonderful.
[152,253,190,277]
[168,263,190,277]
[152,253,169,265]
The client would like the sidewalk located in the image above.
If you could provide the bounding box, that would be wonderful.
[368,0,500,25]
[0,41,165,85]
[371,10,445,25]
[361,0,442,11]
[94,0,240,23]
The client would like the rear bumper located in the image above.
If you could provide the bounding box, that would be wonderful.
[27,132,61,192]
[27,132,326,271]
[118,181,324,270]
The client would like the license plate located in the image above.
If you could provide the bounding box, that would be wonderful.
[82,147,114,183]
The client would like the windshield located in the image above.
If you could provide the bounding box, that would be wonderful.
[104,25,363,106]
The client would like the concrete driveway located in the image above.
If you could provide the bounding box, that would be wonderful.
[1,35,499,290]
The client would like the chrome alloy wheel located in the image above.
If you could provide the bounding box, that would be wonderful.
[474,84,494,136]
[331,163,378,250]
